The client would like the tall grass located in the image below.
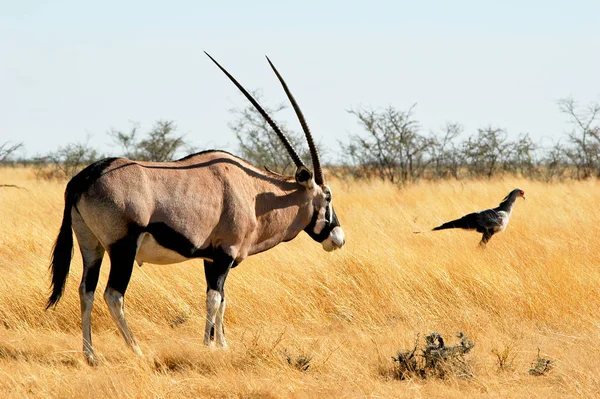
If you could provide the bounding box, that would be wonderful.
[1,167,599,398]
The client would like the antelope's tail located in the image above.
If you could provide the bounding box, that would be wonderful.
[46,188,76,309]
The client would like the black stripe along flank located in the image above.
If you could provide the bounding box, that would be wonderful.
[142,222,216,260]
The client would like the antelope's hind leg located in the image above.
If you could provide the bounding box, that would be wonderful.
[72,211,105,366]
[203,251,233,348]
[105,234,142,356]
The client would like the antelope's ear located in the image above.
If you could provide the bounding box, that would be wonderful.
[295,166,314,189]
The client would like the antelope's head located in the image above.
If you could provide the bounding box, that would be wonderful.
[206,52,345,252]
[303,178,345,252]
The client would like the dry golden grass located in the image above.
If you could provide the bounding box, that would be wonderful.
[1,166,600,398]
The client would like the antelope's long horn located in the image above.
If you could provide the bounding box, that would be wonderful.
[205,52,305,169]
[265,56,324,185]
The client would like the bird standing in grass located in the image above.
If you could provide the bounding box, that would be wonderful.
[432,188,526,247]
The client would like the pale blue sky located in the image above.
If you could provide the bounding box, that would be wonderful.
[1,1,599,160]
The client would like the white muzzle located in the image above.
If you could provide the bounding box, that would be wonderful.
[322,226,345,252]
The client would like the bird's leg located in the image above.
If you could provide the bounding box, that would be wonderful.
[479,230,493,248]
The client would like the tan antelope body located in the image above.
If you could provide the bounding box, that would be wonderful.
[47,54,345,365]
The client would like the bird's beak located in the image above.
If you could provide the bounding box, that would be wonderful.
[522,195,526,200]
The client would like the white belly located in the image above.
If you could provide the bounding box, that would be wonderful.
[135,233,189,265]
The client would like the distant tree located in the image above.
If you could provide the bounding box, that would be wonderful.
[558,97,600,179]
[503,133,538,177]
[108,123,141,159]
[341,104,432,183]
[428,122,464,179]
[33,138,101,179]
[0,141,23,163]
[462,126,512,178]
[137,121,186,162]
[229,91,312,174]
[541,140,569,181]
[109,120,187,162]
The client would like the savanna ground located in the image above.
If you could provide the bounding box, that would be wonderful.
[1,167,599,398]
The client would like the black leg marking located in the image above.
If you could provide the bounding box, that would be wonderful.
[104,230,145,355]
[107,235,138,295]
[84,258,103,294]
[78,244,105,366]
[204,250,234,297]
[204,250,234,342]
[209,324,226,340]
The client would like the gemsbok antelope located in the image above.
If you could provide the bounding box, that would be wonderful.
[47,53,345,365]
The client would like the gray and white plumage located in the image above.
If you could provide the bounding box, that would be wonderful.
[432,188,526,247]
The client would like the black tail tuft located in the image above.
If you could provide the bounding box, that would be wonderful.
[46,190,75,309]
[432,212,480,231]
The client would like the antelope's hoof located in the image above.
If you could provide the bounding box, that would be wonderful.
[203,338,215,348]
[132,344,143,357]
[217,342,229,350]
[84,353,98,367]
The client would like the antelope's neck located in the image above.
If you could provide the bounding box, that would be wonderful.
[247,185,315,257]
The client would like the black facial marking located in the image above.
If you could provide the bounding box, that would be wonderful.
[330,207,340,228]
[304,205,340,243]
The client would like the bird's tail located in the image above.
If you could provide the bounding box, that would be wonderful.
[432,212,478,231]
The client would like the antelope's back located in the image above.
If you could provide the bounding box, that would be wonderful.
[73,151,256,249]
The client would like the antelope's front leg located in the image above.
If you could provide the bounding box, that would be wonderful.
[215,298,227,348]
[203,252,233,348]
[204,289,221,347]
